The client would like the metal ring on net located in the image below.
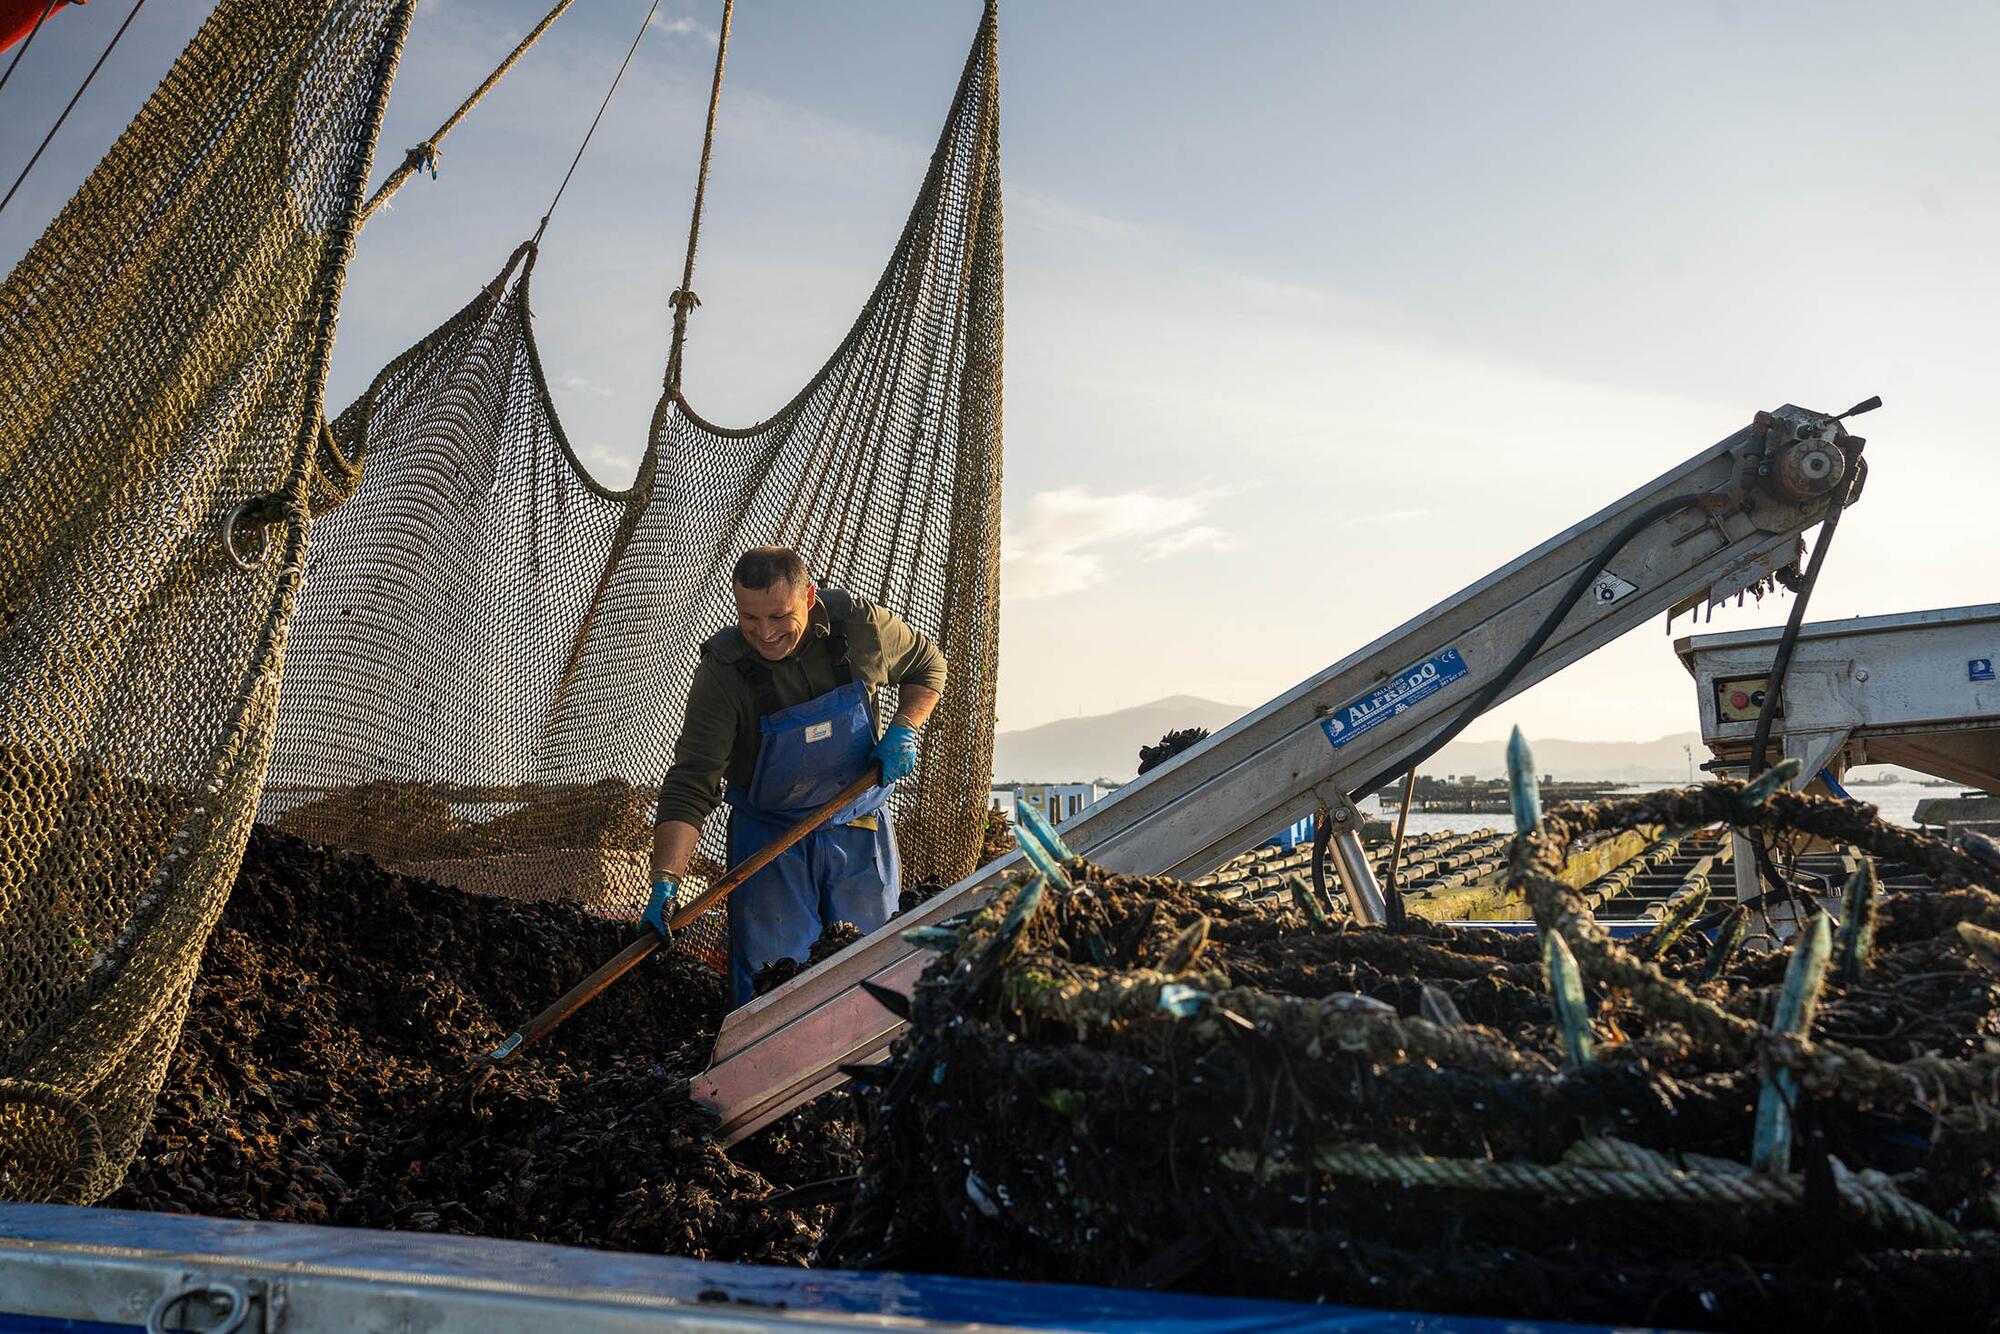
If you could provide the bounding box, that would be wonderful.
[0,1078,105,1204]
[219,495,293,571]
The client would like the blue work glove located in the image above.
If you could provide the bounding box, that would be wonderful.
[871,722,920,784]
[641,875,680,939]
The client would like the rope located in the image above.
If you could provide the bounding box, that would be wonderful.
[1510,787,2000,1104]
[0,0,148,220]
[994,956,1546,1078]
[0,0,61,99]
[664,0,734,396]
[358,0,578,225]
[530,0,663,249]
[1219,1138,1963,1248]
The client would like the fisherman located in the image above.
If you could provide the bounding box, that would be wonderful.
[646,546,945,1006]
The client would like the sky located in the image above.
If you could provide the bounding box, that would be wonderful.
[4,0,1996,745]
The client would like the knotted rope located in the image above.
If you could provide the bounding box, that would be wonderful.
[359,0,579,225]
[1220,1136,1964,1248]
[664,0,734,396]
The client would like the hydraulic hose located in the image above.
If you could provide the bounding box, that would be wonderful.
[1351,492,1703,801]
[1736,463,1856,915]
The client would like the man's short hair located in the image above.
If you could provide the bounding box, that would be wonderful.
[733,546,809,592]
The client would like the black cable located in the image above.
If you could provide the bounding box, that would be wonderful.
[0,0,147,220]
[1732,398,1875,909]
[1351,492,1703,800]
[0,0,62,100]
[1310,810,1338,916]
[1741,465,1856,912]
[1686,467,1859,934]
[1694,848,1827,924]
[759,1174,860,1211]
[1380,768,1416,929]
[1748,487,1849,777]
[529,0,662,247]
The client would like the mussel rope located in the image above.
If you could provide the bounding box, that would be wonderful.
[0,0,147,219]
[0,0,62,99]
[664,0,734,396]
[358,0,579,226]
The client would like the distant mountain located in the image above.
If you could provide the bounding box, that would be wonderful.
[992,696,1246,784]
[992,696,1703,786]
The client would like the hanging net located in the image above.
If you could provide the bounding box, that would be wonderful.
[0,0,414,1202]
[263,6,1004,960]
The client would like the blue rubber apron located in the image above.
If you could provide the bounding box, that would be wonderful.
[722,677,899,1006]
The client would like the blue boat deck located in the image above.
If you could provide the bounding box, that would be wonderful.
[0,1204,1653,1333]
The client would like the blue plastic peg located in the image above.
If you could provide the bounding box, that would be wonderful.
[997,872,1047,941]
[1700,905,1750,981]
[1835,861,1877,985]
[1158,983,1210,1018]
[1012,816,1069,886]
[1737,758,1804,815]
[1752,912,1832,1173]
[1541,930,1595,1069]
[1506,727,1543,837]
[900,926,961,952]
[1014,798,1078,863]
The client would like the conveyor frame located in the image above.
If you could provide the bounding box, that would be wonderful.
[695,402,1869,1142]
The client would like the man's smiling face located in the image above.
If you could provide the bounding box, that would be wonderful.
[734,577,815,661]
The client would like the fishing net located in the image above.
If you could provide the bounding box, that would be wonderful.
[0,0,414,1203]
[262,6,1004,965]
[829,782,2000,1330]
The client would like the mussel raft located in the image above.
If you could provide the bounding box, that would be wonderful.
[825,783,2000,1332]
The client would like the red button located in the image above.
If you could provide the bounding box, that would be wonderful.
[1730,691,1750,710]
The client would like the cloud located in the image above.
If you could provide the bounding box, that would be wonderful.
[1003,487,1231,601]
[551,371,614,399]
[649,13,721,44]
[1146,523,1233,559]
[1008,185,1158,248]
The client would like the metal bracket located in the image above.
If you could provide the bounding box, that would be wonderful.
[1320,794,1386,925]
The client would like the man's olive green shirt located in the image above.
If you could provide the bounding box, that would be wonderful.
[655,587,948,827]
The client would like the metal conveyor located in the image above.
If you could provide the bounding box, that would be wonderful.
[695,400,1874,1142]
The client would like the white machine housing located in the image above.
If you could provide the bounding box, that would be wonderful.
[1676,602,2000,901]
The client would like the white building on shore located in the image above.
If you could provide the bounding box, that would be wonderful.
[989,781,1115,825]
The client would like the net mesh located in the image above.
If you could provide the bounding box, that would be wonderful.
[263,6,1004,962]
[0,0,413,1202]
